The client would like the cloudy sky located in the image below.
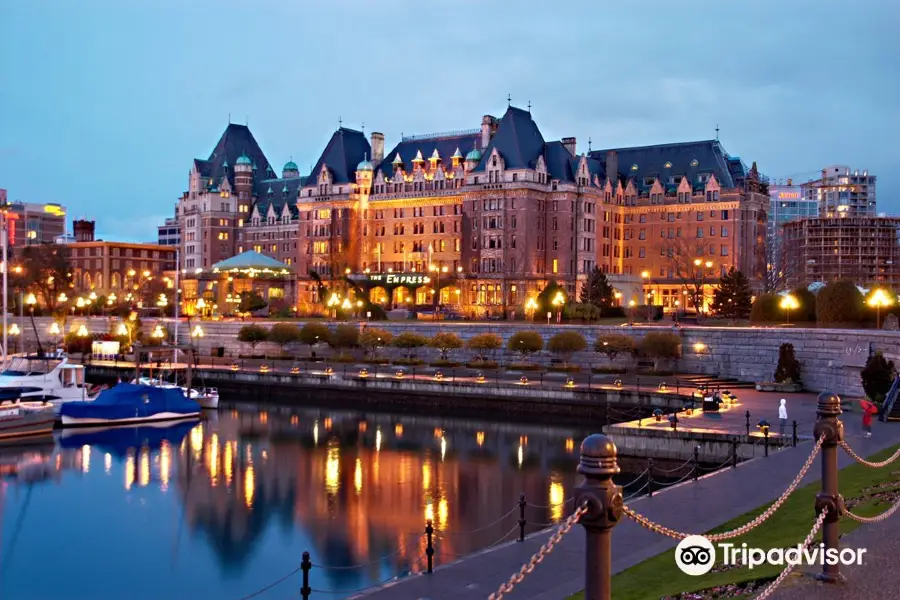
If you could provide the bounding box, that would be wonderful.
[2,0,898,241]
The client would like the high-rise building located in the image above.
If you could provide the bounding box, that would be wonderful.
[801,165,876,217]
[157,217,181,247]
[781,216,900,289]
[766,179,818,288]
[171,108,769,315]
[0,193,67,248]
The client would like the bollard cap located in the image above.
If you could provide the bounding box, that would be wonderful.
[578,434,621,477]
[816,391,842,417]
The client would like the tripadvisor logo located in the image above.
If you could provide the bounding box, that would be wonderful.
[675,535,866,576]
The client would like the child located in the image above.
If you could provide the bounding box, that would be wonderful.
[862,404,874,437]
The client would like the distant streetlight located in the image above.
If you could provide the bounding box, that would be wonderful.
[525,297,538,321]
[780,294,799,325]
[552,291,565,324]
[868,289,894,329]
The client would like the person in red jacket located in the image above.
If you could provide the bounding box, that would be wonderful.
[862,404,876,437]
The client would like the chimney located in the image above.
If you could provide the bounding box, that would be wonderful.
[787,178,793,186]
[562,137,576,156]
[370,132,384,163]
[605,151,618,186]
[73,219,95,242]
[481,115,496,149]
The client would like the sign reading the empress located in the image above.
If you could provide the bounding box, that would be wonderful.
[365,273,431,286]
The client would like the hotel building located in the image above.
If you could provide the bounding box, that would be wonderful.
[0,190,67,248]
[174,107,769,315]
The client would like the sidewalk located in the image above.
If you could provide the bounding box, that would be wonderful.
[353,425,900,600]
[767,497,900,600]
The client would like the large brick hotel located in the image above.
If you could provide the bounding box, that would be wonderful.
[172,106,768,316]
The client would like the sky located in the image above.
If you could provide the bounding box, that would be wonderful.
[1,0,898,242]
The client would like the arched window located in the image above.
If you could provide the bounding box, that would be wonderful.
[84,272,92,290]
[111,272,120,289]
[95,272,103,290]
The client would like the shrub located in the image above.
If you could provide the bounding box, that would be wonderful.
[750,293,781,323]
[466,333,502,362]
[773,342,801,384]
[269,323,302,353]
[237,324,269,353]
[861,351,897,402]
[391,332,429,360]
[330,324,359,350]
[360,327,392,358]
[63,332,92,356]
[299,322,331,348]
[429,332,463,361]
[594,334,636,361]
[508,331,543,360]
[816,280,863,325]
[565,303,601,322]
[791,287,817,322]
[547,331,587,366]
[638,331,681,369]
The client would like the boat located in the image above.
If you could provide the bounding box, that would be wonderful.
[0,354,102,414]
[58,383,201,427]
[0,404,56,443]
[132,376,219,410]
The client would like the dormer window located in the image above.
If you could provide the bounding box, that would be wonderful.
[664,162,672,169]
[492,156,498,167]
[630,164,639,171]
[690,159,699,168]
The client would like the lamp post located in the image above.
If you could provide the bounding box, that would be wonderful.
[692,259,714,318]
[196,297,207,318]
[25,292,43,356]
[429,264,449,321]
[49,321,61,352]
[327,293,340,319]
[9,323,20,354]
[640,271,651,323]
[628,299,636,326]
[780,294,799,326]
[867,289,894,330]
[191,324,204,358]
[552,291,565,324]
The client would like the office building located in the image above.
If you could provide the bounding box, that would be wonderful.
[801,165,877,217]
[157,217,181,247]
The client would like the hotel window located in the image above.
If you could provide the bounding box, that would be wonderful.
[552,259,558,274]
[696,212,704,221]
[639,214,647,223]
[709,226,716,236]
[721,226,729,237]
[697,228,704,238]
[721,245,729,256]
[639,247,646,258]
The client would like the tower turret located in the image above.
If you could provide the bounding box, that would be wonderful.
[234,153,254,214]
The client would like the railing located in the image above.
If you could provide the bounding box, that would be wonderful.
[401,128,480,142]
[486,391,900,600]
[879,375,899,421]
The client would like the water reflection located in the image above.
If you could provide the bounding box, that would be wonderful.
[0,404,659,600]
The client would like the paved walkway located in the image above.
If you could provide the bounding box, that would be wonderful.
[352,423,900,600]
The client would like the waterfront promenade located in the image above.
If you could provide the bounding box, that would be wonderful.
[351,424,900,600]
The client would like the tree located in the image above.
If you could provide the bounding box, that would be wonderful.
[579,267,614,311]
[750,293,781,323]
[790,287,817,323]
[861,351,897,403]
[329,324,359,352]
[816,280,863,325]
[299,322,331,354]
[711,268,753,320]
[638,331,681,370]
[238,291,268,314]
[269,323,302,354]
[507,331,543,361]
[536,282,567,315]
[11,243,71,311]
[656,238,713,317]
[466,333,502,363]
[391,332,429,361]
[774,343,801,384]
[429,332,463,361]
[359,327,392,358]
[237,324,268,354]
[594,334,636,361]
[547,331,587,367]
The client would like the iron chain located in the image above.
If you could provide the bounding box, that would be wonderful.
[751,508,827,600]
[486,503,589,600]
[623,436,824,541]
[839,440,900,469]
[843,497,900,524]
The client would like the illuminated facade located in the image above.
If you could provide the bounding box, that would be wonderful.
[767,181,818,285]
[801,165,877,218]
[175,108,768,315]
[0,195,67,248]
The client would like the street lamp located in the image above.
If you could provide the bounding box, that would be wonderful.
[525,297,538,321]
[327,293,340,319]
[552,291,565,324]
[151,324,165,341]
[780,294,799,325]
[868,289,894,330]
[640,271,652,322]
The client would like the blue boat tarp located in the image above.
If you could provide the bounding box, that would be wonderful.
[59,383,200,421]
[59,419,198,457]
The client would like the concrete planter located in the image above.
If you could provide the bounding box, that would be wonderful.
[755,382,802,392]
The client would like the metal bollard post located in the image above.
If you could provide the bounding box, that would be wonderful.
[647,457,654,497]
[425,520,435,574]
[745,410,751,436]
[574,434,623,600]
[518,493,527,542]
[764,429,769,457]
[300,551,311,600]
[813,392,846,583]
[792,420,798,447]
[693,446,699,480]
[732,440,738,468]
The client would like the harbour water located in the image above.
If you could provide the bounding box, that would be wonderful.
[0,401,659,600]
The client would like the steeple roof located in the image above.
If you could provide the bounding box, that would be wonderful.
[306,127,371,186]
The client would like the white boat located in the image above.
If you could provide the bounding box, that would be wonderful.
[131,376,219,410]
[0,355,102,414]
[0,403,56,443]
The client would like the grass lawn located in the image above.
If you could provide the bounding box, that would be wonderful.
[568,443,900,600]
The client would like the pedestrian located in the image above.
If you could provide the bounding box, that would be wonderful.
[778,398,788,436]
[862,403,874,438]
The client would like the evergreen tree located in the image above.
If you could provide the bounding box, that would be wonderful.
[579,267,614,309]
[711,267,752,320]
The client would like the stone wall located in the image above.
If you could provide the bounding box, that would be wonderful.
[18,316,900,398]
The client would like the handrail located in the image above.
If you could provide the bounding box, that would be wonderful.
[879,376,900,422]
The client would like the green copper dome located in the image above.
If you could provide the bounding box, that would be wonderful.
[357,159,374,172]
[465,148,483,161]
[283,160,298,171]
[236,154,252,166]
